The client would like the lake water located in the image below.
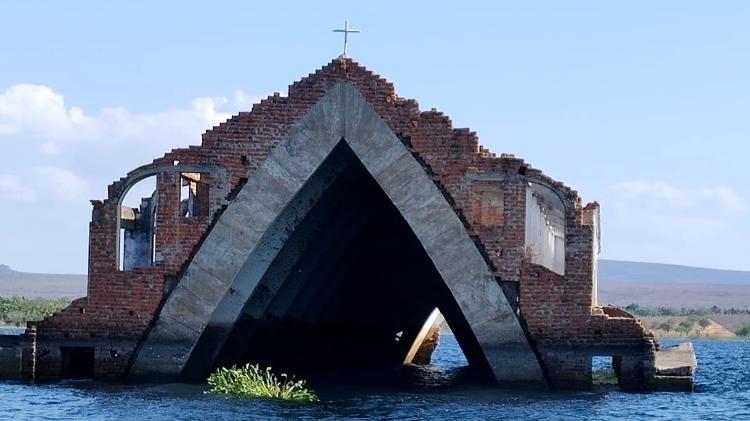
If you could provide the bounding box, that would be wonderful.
[1,336,748,420]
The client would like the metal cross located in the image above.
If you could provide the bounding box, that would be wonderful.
[332,20,361,57]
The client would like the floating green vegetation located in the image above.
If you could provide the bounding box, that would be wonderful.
[207,364,318,402]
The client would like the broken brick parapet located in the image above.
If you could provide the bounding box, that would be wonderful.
[519,261,656,388]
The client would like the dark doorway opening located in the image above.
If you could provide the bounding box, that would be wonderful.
[60,346,95,379]
[184,141,491,387]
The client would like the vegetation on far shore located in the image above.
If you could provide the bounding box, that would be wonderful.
[0,296,70,327]
[3,295,748,338]
[207,364,318,402]
[623,303,750,317]
[624,303,750,337]
[650,317,713,336]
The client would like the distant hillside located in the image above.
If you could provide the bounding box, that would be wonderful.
[0,265,86,299]
[599,260,750,285]
[1,260,748,307]
[598,260,750,309]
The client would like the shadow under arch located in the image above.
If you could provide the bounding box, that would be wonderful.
[181,141,496,381]
[128,81,544,387]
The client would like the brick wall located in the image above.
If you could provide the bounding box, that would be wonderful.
[31,58,655,382]
[518,205,656,388]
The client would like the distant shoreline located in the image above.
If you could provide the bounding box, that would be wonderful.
[656,335,747,341]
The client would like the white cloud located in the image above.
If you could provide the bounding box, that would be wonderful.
[700,186,747,212]
[0,84,86,138]
[35,166,90,202]
[40,140,60,154]
[0,83,261,149]
[601,180,748,269]
[0,82,265,208]
[0,167,91,204]
[0,175,36,202]
[610,181,747,213]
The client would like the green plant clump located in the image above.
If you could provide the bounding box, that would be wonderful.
[207,364,318,402]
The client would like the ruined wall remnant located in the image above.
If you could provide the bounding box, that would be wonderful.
[0,57,689,390]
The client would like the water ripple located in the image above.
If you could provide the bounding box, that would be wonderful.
[0,338,747,420]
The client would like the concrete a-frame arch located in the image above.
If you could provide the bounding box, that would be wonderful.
[128,81,545,384]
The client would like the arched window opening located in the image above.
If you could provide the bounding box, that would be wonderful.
[525,184,566,275]
[118,176,157,271]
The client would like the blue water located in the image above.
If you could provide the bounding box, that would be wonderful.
[1,337,748,420]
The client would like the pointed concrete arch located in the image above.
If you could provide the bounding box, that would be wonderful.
[128,82,545,384]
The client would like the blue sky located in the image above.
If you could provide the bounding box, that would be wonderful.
[1,1,748,273]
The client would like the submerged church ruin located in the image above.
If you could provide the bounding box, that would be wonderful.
[0,58,695,390]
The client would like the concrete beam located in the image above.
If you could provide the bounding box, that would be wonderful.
[128,81,545,385]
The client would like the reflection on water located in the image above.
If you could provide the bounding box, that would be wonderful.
[1,336,749,420]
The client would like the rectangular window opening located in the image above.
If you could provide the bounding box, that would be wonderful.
[592,355,617,386]
[180,173,210,218]
[118,227,126,271]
